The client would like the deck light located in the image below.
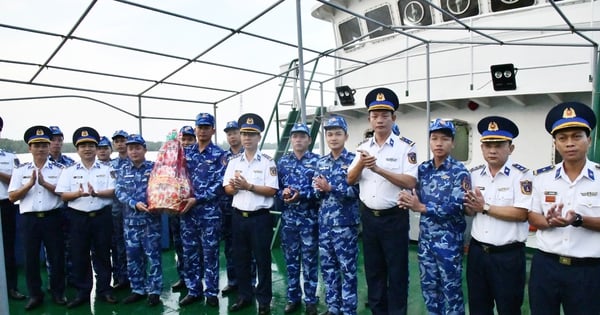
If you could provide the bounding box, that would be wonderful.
[336,85,356,106]
[490,64,516,91]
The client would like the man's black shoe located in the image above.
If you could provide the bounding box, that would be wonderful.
[259,304,271,315]
[147,294,161,307]
[112,282,130,291]
[179,294,203,306]
[206,296,219,307]
[284,301,301,313]
[306,303,318,315]
[97,294,118,304]
[9,289,26,300]
[67,297,89,309]
[122,293,145,304]
[229,299,252,312]
[52,295,67,305]
[24,296,43,310]
[221,284,238,295]
[171,279,186,291]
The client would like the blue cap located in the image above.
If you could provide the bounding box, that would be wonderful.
[238,113,265,133]
[545,101,596,135]
[72,127,100,146]
[392,123,400,136]
[180,125,195,136]
[365,87,399,112]
[290,123,310,135]
[324,115,348,132]
[429,118,456,136]
[112,130,129,139]
[49,126,63,136]
[98,136,112,148]
[223,121,239,132]
[126,134,146,148]
[478,116,519,142]
[24,125,52,144]
[195,113,215,127]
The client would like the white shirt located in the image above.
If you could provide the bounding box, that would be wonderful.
[531,159,600,258]
[223,150,279,211]
[8,160,63,213]
[348,134,418,210]
[470,160,532,245]
[0,149,18,199]
[55,160,115,212]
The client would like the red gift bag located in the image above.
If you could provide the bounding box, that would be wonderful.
[147,139,193,214]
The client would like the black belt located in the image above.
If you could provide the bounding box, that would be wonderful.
[23,208,61,218]
[538,250,600,267]
[360,202,400,217]
[471,238,524,254]
[234,208,270,218]
[69,205,110,217]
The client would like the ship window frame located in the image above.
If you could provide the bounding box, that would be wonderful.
[338,16,363,51]
[365,4,395,39]
[489,0,537,13]
[441,0,480,22]
[397,0,434,26]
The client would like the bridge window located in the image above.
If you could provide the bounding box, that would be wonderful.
[441,0,480,21]
[365,5,395,38]
[339,17,362,50]
[398,0,433,26]
[490,0,535,12]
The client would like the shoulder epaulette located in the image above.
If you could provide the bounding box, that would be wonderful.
[399,136,415,147]
[18,161,32,168]
[469,164,485,172]
[534,165,554,176]
[50,161,65,169]
[261,153,273,161]
[357,138,369,147]
[512,163,529,173]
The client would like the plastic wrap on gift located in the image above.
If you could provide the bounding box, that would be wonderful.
[147,139,192,214]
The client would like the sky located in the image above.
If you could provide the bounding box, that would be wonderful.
[0,0,336,143]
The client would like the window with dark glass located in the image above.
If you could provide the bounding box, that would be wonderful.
[451,120,470,162]
[365,5,394,39]
[398,0,433,26]
[441,0,480,22]
[490,0,535,13]
[338,17,362,49]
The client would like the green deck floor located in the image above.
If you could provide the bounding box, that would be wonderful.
[7,241,533,315]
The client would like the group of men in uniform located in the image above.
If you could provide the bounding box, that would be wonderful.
[1,85,600,315]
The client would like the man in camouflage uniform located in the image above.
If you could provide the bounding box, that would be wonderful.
[399,119,471,315]
[277,123,320,315]
[178,113,227,307]
[314,116,360,315]
[110,130,130,290]
[115,134,162,307]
